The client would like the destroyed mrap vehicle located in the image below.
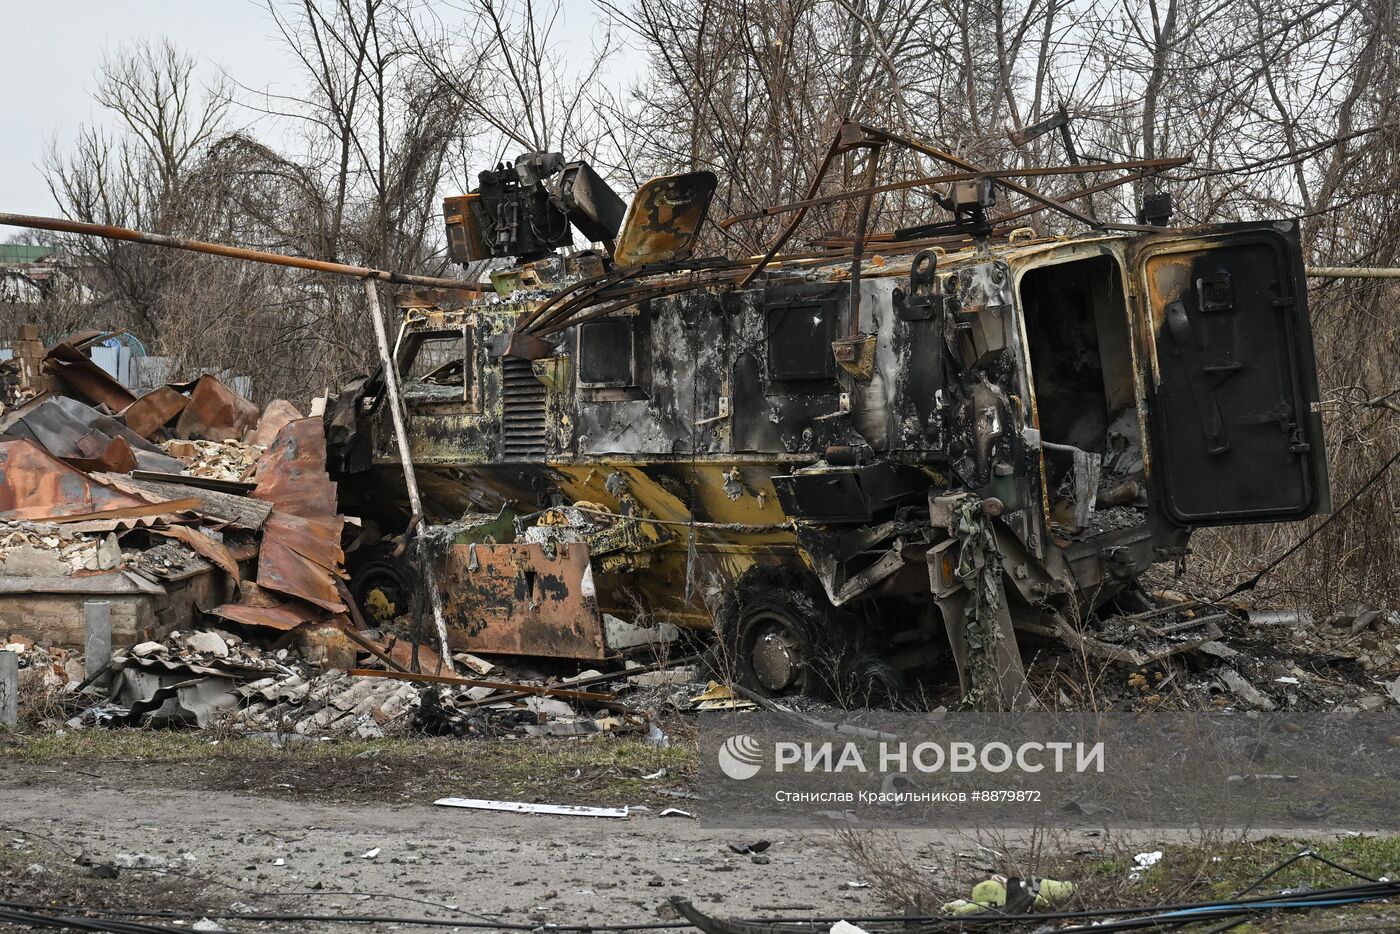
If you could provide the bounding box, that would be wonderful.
[327,123,1329,708]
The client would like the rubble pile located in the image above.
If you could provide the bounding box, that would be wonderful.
[0,330,351,646]
[15,621,702,741]
[3,634,83,690]
[1033,594,1400,713]
[160,438,262,482]
[0,521,121,573]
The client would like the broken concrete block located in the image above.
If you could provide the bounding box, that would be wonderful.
[629,666,698,687]
[1248,609,1313,628]
[1217,667,1275,711]
[184,631,229,657]
[97,534,122,571]
[603,614,681,650]
[452,652,497,676]
[525,695,577,719]
[2,546,70,577]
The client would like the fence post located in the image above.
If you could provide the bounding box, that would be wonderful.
[0,650,18,728]
[84,601,112,679]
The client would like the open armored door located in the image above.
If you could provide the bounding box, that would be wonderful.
[1130,221,1329,525]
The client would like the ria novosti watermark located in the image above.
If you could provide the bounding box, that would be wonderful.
[699,712,1400,829]
[719,734,1104,779]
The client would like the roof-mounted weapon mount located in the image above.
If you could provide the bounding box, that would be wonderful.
[444,153,627,264]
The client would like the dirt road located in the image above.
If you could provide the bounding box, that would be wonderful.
[4,754,1388,933]
[0,759,921,931]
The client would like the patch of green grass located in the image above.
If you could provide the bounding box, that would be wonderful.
[7,727,699,806]
[12,728,217,763]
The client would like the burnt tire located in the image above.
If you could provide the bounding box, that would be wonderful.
[717,571,887,700]
[723,590,826,697]
[348,551,414,624]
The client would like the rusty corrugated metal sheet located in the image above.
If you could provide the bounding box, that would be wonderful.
[439,542,607,659]
[252,418,337,518]
[0,439,150,521]
[255,511,347,612]
[247,415,347,611]
[208,601,326,631]
[174,374,260,442]
[249,400,303,447]
[42,340,138,412]
[120,386,189,438]
[156,525,241,584]
[1,396,184,474]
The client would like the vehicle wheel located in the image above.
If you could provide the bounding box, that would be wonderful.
[349,553,414,624]
[719,573,852,698]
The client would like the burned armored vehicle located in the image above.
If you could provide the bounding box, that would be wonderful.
[330,123,1329,708]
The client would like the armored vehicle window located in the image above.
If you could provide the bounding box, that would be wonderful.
[578,318,637,387]
[766,303,836,382]
[397,328,475,406]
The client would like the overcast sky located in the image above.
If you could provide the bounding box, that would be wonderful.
[0,0,622,218]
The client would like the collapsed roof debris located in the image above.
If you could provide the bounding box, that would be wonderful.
[0,332,342,648]
[0,330,705,736]
[7,621,700,740]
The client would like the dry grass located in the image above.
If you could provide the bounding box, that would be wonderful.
[15,678,69,729]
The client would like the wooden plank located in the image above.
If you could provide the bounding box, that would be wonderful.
[97,473,272,529]
[130,469,256,495]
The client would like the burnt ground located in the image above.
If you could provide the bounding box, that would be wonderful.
[3,730,1400,933]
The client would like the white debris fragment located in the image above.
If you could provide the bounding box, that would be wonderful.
[434,798,629,819]
[1129,850,1163,881]
[184,631,229,657]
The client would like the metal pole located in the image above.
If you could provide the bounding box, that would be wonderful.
[1306,267,1400,279]
[84,601,112,680]
[0,212,482,293]
[0,651,17,728]
[362,279,455,674]
[848,143,884,336]
[719,156,1191,228]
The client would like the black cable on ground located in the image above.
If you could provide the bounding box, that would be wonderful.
[0,905,192,934]
[4,849,1396,934]
[1215,445,1400,600]
[1191,848,1388,934]
[6,880,1399,934]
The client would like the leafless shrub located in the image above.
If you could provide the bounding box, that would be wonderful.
[17,678,69,730]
